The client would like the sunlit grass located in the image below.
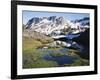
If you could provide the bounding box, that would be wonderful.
[23,49,58,68]
[22,37,58,68]
[23,37,42,50]
[64,59,89,66]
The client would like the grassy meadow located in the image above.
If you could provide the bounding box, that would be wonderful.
[22,30,89,69]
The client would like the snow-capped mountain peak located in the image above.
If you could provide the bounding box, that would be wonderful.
[25,16,90,38]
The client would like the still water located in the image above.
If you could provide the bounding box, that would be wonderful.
[39,33,89,66]
[43,49,79,66]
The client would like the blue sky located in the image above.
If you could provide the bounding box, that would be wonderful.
[23,10,89,25]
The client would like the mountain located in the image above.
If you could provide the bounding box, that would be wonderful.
[25,17,42,29]
[72,28,89,47]
[71,17,90,28]
[23,29,54,44]
[25,16,90,38]
[72,29,90,59]
[25,16,71,36]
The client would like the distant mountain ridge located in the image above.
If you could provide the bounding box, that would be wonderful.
[71,17,90,27]
[25,16,66,29]
[24,16,90,38]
